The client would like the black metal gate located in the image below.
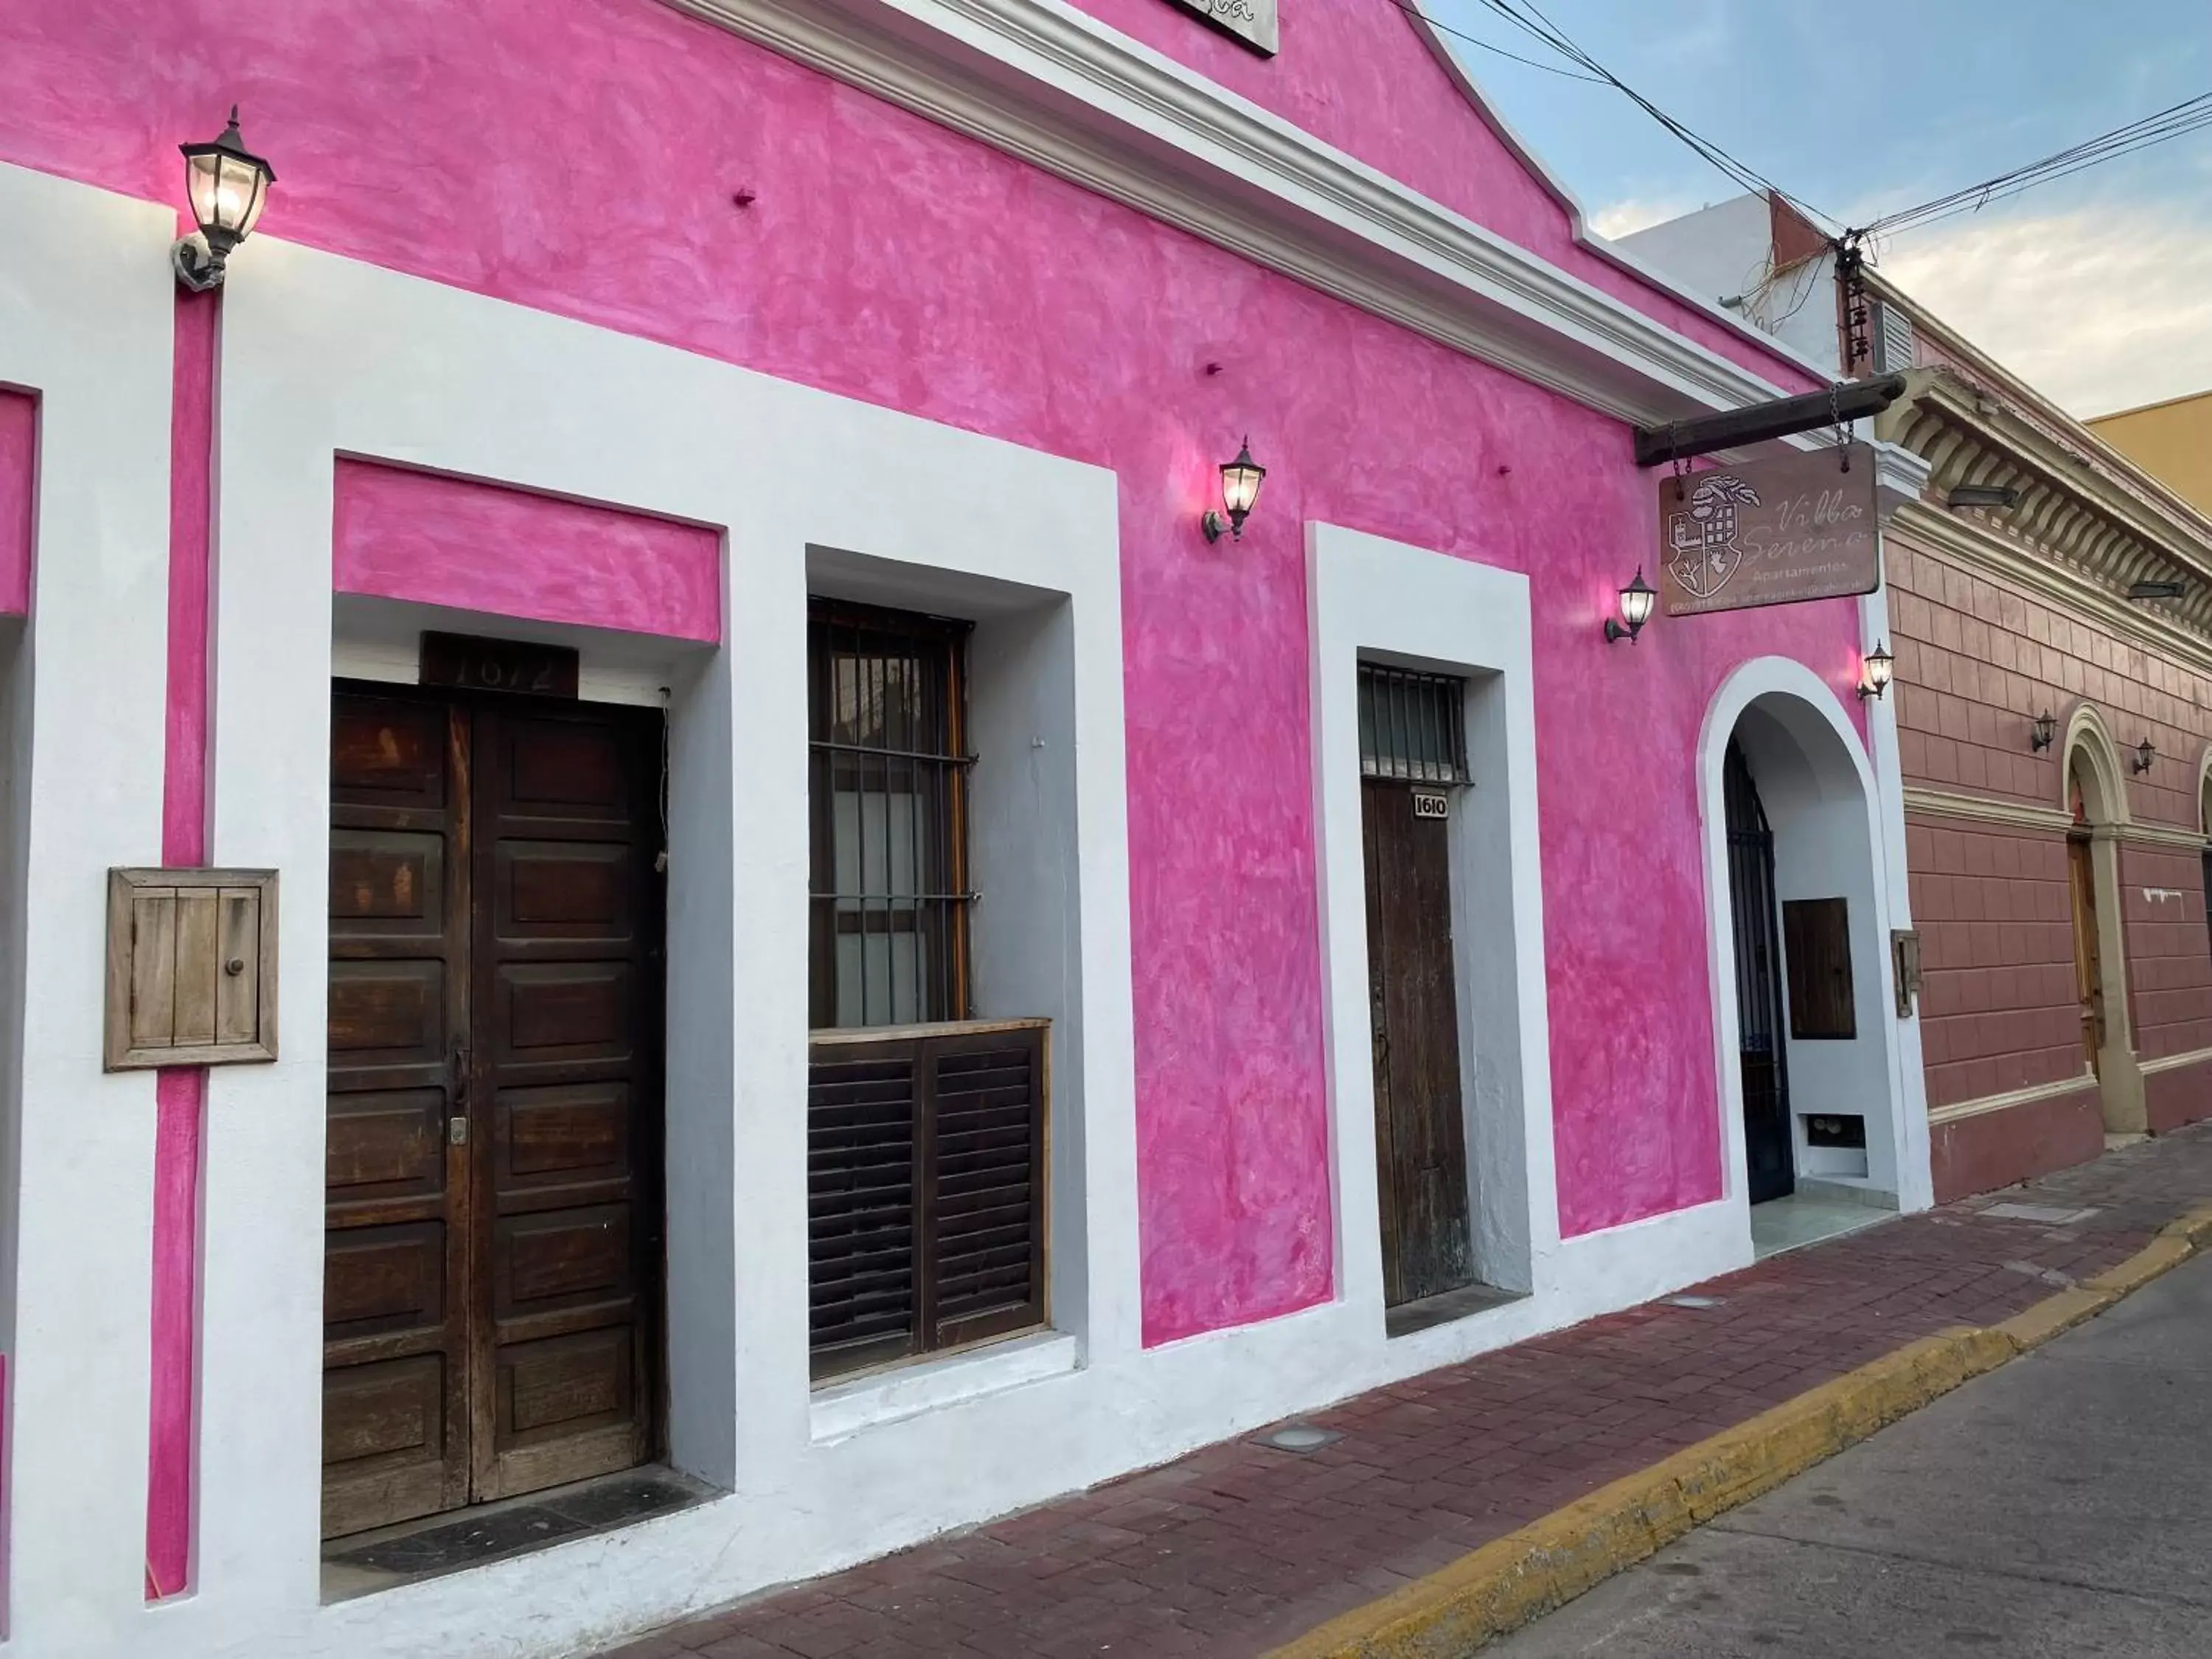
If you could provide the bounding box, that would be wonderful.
[1725,739,1795,1204]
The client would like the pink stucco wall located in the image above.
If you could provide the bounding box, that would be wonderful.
[335,460,723,642]
[0,1,1865,1349]
[1061,0,1819,391]
[0,390,32,616]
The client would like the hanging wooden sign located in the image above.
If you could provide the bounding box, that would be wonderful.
[1162,0,1278,55]
[1658,442,1879,616]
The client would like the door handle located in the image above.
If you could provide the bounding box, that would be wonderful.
[447,1040,470,1145]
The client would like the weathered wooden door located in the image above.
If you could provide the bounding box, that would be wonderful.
[2070,834,2106,1075]
[324,686,664,1539]
[1362,780,1473,1307]
[1725,741,1794,1206]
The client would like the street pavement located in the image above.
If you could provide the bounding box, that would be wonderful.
[1490,1247,2212,1658]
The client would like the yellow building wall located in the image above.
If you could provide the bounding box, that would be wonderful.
[2090,389,2212,519]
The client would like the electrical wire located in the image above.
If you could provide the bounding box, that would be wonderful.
[1462,0,1841,231]
[1391,1,1606,82]
[1856,92,2212,239]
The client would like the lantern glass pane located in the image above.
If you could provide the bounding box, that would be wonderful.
[185,150,223,233]
[1621,582,1655,627]
[1222,462,1263,517]
[187,150,269,238]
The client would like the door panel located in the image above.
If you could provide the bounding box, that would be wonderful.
[325,686,662,1538]
[469,702,661,1502]
[1362,781,1474,1308]
[324,694,471,1539]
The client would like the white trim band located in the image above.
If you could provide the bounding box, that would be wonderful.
[1927,1068,2098,1127]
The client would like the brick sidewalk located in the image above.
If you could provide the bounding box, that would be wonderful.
[602,1124,2212,1659]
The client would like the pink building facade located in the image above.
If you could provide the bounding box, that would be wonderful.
[0,3,1929,1655]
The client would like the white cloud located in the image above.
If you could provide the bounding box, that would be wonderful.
[1589,197,1705,240]
[1877,201,2212,417]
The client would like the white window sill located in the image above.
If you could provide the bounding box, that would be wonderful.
[810,1330,1079,1444]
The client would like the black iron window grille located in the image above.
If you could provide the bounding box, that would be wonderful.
[807,599,975,1029]
[1358,663,1469,784]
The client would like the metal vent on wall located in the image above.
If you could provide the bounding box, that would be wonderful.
[1358,663,1469,785]
[1871,301,1916,375]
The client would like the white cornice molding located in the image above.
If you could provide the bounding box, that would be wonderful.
[664,0,1823,431]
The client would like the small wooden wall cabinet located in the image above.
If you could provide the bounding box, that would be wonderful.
[105,867,279,1070]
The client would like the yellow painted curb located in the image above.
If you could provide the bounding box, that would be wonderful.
[1994,1285,2112,1351]
[2082,1234,2192,1295]
[2160,1201,2212,1251]
[1265,1220,2207,1659]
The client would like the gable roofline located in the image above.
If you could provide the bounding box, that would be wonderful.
[1394,9,1839,383]
[666,0,1843,434]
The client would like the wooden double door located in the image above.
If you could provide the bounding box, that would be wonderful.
[1362,780,1475,1308]
[322,685,666,1540]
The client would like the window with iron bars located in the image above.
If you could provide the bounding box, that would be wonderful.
[1357,662,1470,784]
[807,599,975,1029]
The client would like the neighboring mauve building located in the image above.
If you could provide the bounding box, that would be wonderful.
[1624,195,2212,1203]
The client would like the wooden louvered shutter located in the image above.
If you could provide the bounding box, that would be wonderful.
[926,1026,1047,1351]
[808,1020,1048,1381]
[808,1046,920,1379]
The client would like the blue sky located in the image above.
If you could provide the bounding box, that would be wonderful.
[1425,0,2212,413]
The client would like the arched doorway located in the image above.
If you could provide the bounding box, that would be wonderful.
[2061,710,2146,1135]
[1701,661,1910,1253]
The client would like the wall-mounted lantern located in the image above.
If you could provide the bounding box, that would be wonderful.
[1856,641,1895,700]
[1603,568,1656,644]
[173,107,275,292]
[2133,737,2157,775]
[2030,710,2056,753]
[1201,438,1266,542]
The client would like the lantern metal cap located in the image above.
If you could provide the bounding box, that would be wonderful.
[178,106,277,181]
